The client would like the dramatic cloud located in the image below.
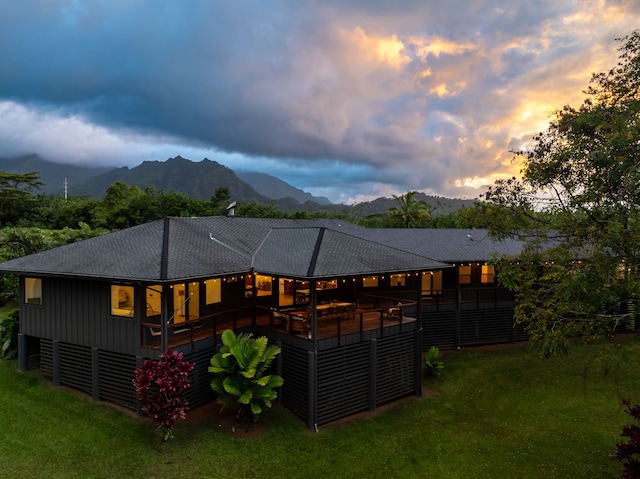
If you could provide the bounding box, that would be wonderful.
[0,1,637,203]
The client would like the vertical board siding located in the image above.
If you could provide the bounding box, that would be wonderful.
[280,344,310,423]
[21,278,138,355]
[375,332,418,405]
[316,342,370,425]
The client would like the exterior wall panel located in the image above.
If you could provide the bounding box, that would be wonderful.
[20,278,138,356]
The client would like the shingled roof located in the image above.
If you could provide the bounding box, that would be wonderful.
[0,217,452,282]
[341,227,526,263]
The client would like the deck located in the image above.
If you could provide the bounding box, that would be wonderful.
[142,304,417,351]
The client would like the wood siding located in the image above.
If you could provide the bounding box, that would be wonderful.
[21,278,138,355]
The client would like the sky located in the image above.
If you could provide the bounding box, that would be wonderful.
[0,1,638,204]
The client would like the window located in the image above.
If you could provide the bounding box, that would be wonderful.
[111,285,134,317]
[390,274,406,287]
[422,271,442,295]
[205,278,222,305]
[25,277,42,305]
[316,279,337,290]
[255,274,272,297]
[280,278,294,306]
[458,266,471,285]
[146,285,162,317]
[363,276,378,288]
[295,280,309,304]
[481,265,495,283]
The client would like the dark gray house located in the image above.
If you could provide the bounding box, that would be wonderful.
[0,217,525,428]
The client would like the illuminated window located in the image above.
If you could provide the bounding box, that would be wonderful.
[481,265,495,283]
[146,285,162,317]
[205,278,222,304]
[255,274,272,297]
[111,285,135,317]
[25,277,42,305]
[459,266,471,285]
[280,278,294,306]
[363,276,378,288]
[295,280,309,304]
[422,271,442,295]
[390,274,406,287]
[316,280,337,290]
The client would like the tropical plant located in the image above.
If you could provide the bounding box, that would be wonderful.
[132,348,194,442]
[0,309,19,360]
[613,399,640,478]
[388,191,431,228]
[209,329,284,422]
[423,346,444,378]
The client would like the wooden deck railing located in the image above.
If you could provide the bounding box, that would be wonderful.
[141,287,513,351]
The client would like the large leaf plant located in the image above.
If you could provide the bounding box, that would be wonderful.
[209,329,283,422]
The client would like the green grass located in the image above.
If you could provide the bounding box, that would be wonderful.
[1,338,639,478]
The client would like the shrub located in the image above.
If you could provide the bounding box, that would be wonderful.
[209,329,284,422]
[132,348,194,442]
[423,346,444,378]
[614,399,640,478]
[0,309,19,360]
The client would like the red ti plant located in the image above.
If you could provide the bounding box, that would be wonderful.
[133,348,194,442]
[614,399,640,478]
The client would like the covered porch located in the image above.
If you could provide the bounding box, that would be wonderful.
[141,292,419,352]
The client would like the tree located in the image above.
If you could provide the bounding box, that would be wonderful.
[483,30,640,355]
[209,330,283,422]
[0,172,43,226]
[388,191,431,228]
[210,186,231,215]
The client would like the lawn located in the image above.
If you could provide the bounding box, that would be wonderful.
[1,337,638,479]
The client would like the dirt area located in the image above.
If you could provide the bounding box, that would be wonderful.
[181,401,268,438]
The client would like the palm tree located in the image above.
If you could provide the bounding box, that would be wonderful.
[388,191,431,228]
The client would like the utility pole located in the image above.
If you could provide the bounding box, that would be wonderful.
[64,178,68,199]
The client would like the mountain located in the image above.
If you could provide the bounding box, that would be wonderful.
[0,154,110,195]
[349,193,476,217]
[236,171,332,205]
[73,156,269,202]
[0,154,476,216]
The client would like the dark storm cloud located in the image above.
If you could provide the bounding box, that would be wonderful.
[0,0,637,202]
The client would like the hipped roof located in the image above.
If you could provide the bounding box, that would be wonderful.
[0,217,452,282]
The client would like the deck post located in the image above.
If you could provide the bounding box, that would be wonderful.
[91,347,100,401]
[18,333,27,372]
[415,327,423,397]
[135,356,145,416]
[455,281,461,349]
[161,284,172,352]
[276,341,283,404]
[368,338,377,411]
[307,350,317,431]
[52,339,61,387]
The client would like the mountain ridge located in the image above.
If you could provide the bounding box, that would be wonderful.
[0,154,476,215]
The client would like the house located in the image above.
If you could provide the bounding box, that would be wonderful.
[0,217,526,429]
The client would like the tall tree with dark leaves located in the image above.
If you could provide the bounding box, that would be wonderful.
[0,172,43,226]
[483,30,640,356]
